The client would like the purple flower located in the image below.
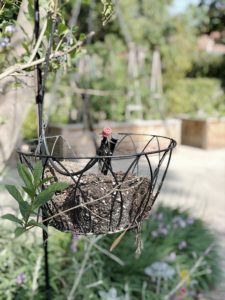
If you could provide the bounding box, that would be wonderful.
[5,25,15,33]
[70,232,79,252]
[0,41,6,48]
[15,273,26,285]
[179,220,186,228]
[186,218,194,225]
[167,252,176,262]
[178,240,187,250]
[172,216,187,228]
[0,37,10,49]
[159,227,168,236]
[3,37,10,44]
[151,230,158,238]
[157,212,164,221]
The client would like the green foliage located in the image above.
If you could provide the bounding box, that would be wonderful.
[165,78,225,116]
[0,206,222,299]
[189,52,225,83]
[162,15,198,79]
[118,0,173,46]
[0,1,21,28]
[21,107,38,140]
[2,162,69,236]
[100,206,221,298]
[195,0,225,35]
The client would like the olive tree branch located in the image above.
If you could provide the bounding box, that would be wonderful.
[28,19,48,64]
[0,32,95,81]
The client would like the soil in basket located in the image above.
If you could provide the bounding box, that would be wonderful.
[44,164,152,234]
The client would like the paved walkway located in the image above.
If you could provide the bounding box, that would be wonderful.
[159,145,225,300]
[0,146,225,298]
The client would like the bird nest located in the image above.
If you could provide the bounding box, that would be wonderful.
[17,133,176,235]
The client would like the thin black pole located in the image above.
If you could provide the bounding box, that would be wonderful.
[34,0,43,138]
[34,1,50,299]
[43,225,51,300]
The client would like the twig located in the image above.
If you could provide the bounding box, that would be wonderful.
[83,236,124,266]
[28,19,48,64]
[72,87,115,96]
[67,236,100,300]
[85,280,103,289]
[0,32,95,81]
[30,254,42,300]
[83,205,109,222]
[164,243,215,300]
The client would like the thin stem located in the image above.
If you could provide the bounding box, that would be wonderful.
[28,19,48,64]
[0,32,95,81]
[67,236,100,300]
[164,243,215,300]
[83,236,124,266]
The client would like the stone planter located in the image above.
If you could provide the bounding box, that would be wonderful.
[181,118,225,149]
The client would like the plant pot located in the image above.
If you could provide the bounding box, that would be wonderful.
[181,118,225,149]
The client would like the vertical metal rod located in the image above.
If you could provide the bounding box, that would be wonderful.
[34,0,43,137]
[43,228,51,300]
[34,1,50,299]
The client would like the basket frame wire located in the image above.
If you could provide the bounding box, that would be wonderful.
[18,133,176,235]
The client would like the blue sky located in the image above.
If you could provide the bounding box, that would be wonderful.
[170,0,199,14]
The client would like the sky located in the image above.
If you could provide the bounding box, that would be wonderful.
[170,0,200,14]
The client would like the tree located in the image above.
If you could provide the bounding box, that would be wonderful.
[194,0,225,36]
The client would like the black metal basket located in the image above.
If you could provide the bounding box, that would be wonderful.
[17,133,176,235]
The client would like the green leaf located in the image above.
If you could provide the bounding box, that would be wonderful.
[5,185,30,218]
[27,220,48,233]
[58,23,69,35]
[39,176,54,185]
[2,214,23,225]
[14,227,26,237]
[33,190,54,210]
[5,185,24,203]
[33,182,69,210]
[33,161,43,186]
[45,182,69,193]
[22,186,34,198]
[17,163,33,189]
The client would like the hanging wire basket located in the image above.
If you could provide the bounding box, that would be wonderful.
[17,132,176,235]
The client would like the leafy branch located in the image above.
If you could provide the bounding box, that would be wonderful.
[1,161,69,237]
[0,31,95,81]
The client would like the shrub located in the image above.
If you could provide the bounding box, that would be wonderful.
[0,205,221,299]
[21,107,38,140]
[165,78,225,117]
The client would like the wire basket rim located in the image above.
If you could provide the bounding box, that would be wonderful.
[16,132,177,159]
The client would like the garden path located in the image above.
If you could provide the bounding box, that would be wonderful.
[158,145,225,300]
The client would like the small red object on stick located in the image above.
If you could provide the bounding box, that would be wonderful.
[102,127,112,138]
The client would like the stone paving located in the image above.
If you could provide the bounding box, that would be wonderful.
[158,145,225,300]
[0,145,225,298]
